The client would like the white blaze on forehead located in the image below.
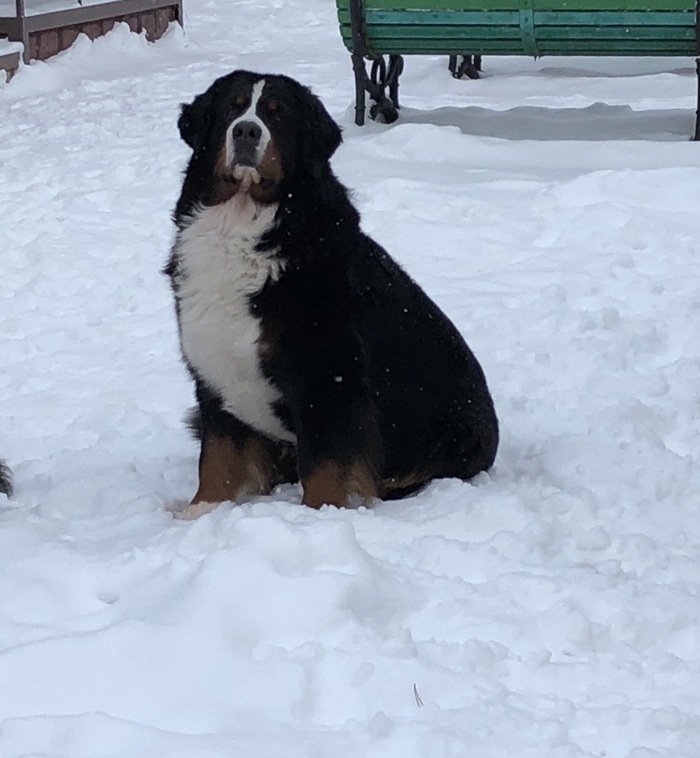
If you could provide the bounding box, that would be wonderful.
[225,79,272,167]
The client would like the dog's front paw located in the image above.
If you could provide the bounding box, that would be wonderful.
[172,500,222,521]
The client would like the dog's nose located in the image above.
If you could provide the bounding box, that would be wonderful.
[231,120,262,166]
[232,120,262,146]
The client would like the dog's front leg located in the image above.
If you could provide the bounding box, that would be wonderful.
[261,295,382,509]
[292,391,381,509]
[177,420,271,520]
[301,458,378,510]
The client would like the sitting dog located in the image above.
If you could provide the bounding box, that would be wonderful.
[0,460,11,497]
[165,70,499,518]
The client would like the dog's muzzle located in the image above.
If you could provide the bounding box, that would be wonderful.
[231,120,262,167]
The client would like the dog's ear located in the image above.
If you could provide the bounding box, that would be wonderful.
[300,86,342,176]
[178,88,215,150]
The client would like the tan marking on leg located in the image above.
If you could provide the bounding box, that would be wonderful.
[193,434,249,505]
[347,462,379,504]
[379,471,430,499]
[175,435,272,520]
[302,462,348,509]
[302,461,378,510]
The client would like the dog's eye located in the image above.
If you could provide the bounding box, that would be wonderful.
[264,99,283,119]
[234,93,248,108]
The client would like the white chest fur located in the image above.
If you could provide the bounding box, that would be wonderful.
[174,198,295,443]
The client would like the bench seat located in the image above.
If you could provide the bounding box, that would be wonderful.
[335,0,699,135]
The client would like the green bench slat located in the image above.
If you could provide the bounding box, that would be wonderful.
[339,33,694,54]
[528,0,690,8]
[536,10,693,24]
[337,9,520,24]
[539,39,694,51]
[361,27,694,41]
[338,9,694,26]
[340,38,533,52]
[361,27,694,40]
[367,25,523,38]
[537,25,695,39]
[348,0,692,10]
[346,0,520,9]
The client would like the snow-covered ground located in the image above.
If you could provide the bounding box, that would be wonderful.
[2,2,700,756]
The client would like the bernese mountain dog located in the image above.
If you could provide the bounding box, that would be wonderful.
[0,460,11,497]
[165,70,499,519]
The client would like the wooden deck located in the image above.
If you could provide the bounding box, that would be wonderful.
[0,0,182,72]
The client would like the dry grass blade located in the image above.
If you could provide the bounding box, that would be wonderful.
[413,683,424,707]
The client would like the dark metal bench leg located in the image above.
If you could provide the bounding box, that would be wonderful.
[448,54,482,80]
[348,0,400,125]
[352,53,367,126]
[387,54,404,110]
[695,57,700,141]
[695,1,700,139]
[348,51,404,126]
[367,55,400,123]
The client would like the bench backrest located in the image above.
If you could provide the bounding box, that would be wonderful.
[336,0,697,58]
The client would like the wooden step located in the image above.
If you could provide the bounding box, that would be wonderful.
[0,40,20,81]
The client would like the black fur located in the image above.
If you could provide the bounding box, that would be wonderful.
[166,70,498,508]
[0,460,11,497]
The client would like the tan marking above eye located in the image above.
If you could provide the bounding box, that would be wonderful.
[235,94,247,106]
[267,99,279,112]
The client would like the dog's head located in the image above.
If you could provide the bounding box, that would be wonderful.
[178,70,342,204]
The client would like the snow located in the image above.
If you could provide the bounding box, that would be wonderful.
[1,2,700,756]
[0,39,22,56]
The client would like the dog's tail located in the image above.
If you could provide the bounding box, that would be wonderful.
[0,460,12,497]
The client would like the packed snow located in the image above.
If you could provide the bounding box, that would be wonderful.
[1,1,700,756]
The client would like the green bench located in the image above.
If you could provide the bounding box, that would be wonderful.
[335,0,700,138]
